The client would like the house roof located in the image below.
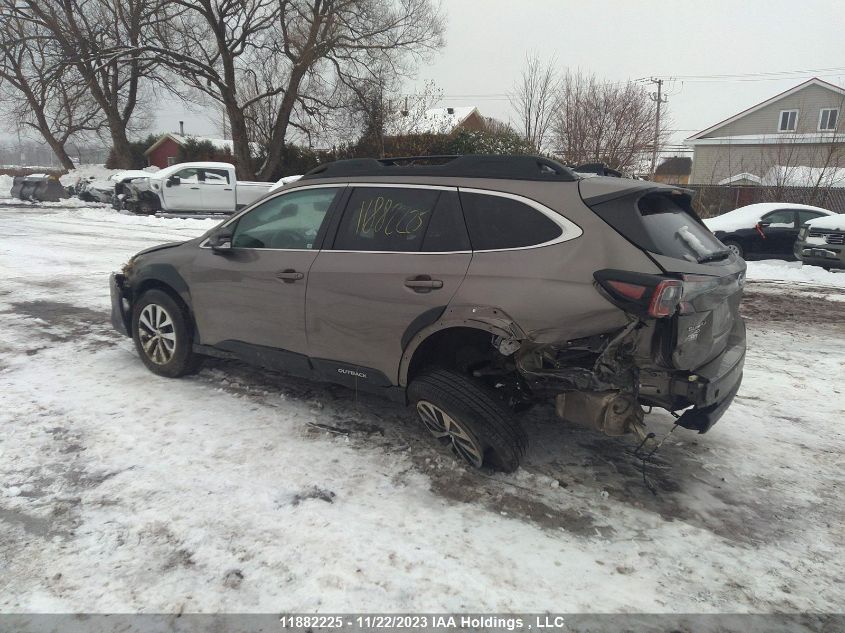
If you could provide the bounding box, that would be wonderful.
[686,77,845,141]
[654,156,691,175]
[387,106,480,135]
[144,133,238,156]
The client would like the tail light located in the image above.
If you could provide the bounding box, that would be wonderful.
[594,270,685,318]
[649,279,683,317]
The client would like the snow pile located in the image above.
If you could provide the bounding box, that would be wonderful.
[59,164,159,188]
[745,259,845,287]
[0,174,12,198]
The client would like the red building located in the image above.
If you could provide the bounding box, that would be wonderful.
[144,133,236,169]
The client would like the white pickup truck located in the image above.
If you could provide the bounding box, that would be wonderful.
[122,162,273,215]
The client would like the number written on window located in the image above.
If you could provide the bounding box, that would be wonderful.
[334,187,441,252]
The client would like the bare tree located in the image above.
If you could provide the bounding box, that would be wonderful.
[553,71,667,172]
[2,0,160,168]
[135,0,444,180]
[0,11,102,169]
[510,53,558,153]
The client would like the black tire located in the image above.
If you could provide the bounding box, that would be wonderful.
[137,199,157,216]
[408,367,527,473]
[723,240,744,258]
[131,289,200,378]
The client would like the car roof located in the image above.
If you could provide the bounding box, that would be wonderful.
[806,213,845,230]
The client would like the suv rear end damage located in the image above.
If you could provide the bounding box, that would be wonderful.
[492,181,746,440]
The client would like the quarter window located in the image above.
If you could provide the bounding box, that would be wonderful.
[333,187,440,252]
[231,187,339,249]
[778,109,798,132]
[459,192,563,250]
[819,108,838,131]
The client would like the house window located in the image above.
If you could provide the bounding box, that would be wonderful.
[819,108,839,131]
[166,156,176,166]
[778,109,798,132]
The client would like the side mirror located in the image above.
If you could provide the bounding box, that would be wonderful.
[209,229,233,252]
[167,175,181,187]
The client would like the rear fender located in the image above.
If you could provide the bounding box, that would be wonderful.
[398,305,526,386]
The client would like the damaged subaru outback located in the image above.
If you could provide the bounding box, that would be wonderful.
[110,155,746,472]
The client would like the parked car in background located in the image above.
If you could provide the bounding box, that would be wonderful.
[122,162,272,215]
[110,155,747,472]
[703,203,836,260]
[794,214,845,270]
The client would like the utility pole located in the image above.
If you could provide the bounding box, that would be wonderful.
[647,77,668,178]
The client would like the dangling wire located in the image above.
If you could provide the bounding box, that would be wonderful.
[629,415,680,495]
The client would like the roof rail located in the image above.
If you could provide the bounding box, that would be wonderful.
[299,154,580,182]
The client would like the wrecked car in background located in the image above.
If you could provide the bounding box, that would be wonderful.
[69,170,152,206]
[110,155,747,472]
[121,162,273,215]
[10,174,68,202]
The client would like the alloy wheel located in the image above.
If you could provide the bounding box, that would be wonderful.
[726,243,742,257]
[138,303,177,365]
[416,400,484,468]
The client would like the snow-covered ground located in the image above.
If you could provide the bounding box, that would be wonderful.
[1,205,843,614]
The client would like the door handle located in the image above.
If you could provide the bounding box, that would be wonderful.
[404,275,443,292]
[276,269,304,283]
[190,186,200,190]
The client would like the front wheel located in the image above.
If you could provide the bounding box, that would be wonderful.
[723,240,744,258]
[131,289,200,377]
[408,368,527,472]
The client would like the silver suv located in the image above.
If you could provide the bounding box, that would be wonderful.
[110,155,746,472]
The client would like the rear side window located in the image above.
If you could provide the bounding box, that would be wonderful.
[422,191,470,252]
[798,210,826,226]
[459,192,562,250]
[334,187,439,252]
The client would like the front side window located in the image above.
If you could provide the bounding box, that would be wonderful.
[333,187,440,252]
[778,109,798,132]
[819,108,839,131]
[231,187,340,249]
[761,210,796,228]
[459,192,563,251]
[174,168,201,183]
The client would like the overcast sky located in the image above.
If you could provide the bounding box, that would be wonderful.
[6,0,845,154]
